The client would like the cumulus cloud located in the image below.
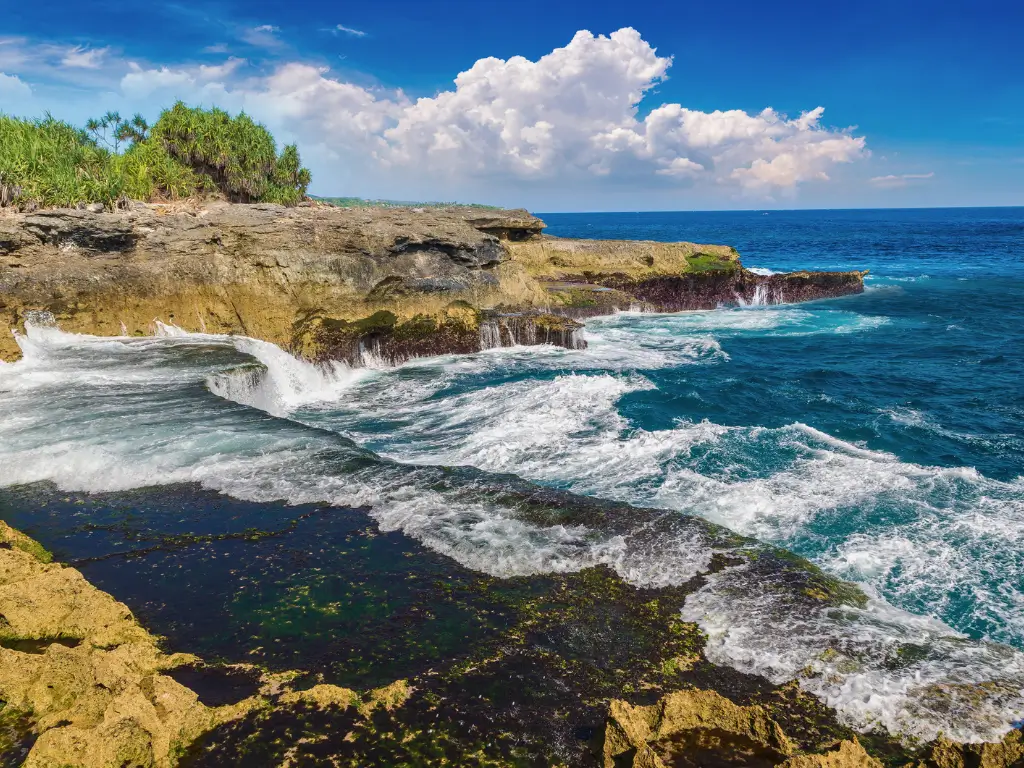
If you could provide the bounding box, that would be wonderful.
[869,172,935,188]
[7,28,868,197]
[230,28,865,193]
[61,46,109,69]
[0,71,32,98]
[195,28,860,193]
[121,63,197,98]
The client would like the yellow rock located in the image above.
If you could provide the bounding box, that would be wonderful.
[0,521,257,768]
[602,688,793,768]
[922,730,1024,768]
[779,738,883,767]
[280,679,413,719]
[280,683,359,710]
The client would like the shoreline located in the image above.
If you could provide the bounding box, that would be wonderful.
[0,203,865,366]
[5,203,1022,765]
[4,489,1023,767]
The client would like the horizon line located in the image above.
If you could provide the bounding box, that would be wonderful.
[530,204,1024,214]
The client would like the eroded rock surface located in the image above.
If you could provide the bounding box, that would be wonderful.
[3,510,1022,767]
[0,521,254,768]
[0,203,865,364]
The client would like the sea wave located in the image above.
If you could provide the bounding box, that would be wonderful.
[2,321,1023,742]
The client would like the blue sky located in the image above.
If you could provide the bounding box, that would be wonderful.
[2,0,1021,210]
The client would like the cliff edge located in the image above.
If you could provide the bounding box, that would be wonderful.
[0,203,866,364]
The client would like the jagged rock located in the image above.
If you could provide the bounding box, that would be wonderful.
[779,739,882,767]
[279,684,359,710]
[920,730,1024,768]
[0,522,256,768]
[601,690,890,768]
[602,688,794,767]
[462,209,546,241]
[278,680,411,717]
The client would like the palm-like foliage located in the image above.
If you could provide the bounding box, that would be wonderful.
[0,103,311,209]
[150,103,310,204]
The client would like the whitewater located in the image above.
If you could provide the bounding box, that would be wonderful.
[2,207,1023,743]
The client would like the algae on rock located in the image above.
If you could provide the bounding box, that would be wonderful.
[0,521,256,768]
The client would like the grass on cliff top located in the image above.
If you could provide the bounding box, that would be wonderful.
[314,195,503,211]
[0,103,311,210]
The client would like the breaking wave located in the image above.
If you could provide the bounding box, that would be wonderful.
[2,318,1023,743]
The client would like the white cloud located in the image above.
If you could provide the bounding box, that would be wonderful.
[336,24,367,37]
[869,171,934,188]
[0,37,30,70]
[198,57,246,80]
[0,71,32,98]
[4,28,868,198]
[61,46,109,69]
[233,28,865,193]
[240,25,282,49]
[121,63,198,98]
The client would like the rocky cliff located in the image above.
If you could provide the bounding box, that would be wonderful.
[0,203,866,364]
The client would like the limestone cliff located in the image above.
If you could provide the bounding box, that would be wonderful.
[0,203,866,364]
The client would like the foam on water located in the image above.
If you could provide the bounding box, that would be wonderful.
[266,307,1024,741]
[0,323,711,586]
[3,318,1024,742]
[324,356,1024,660]
[682,566,1024,743]
[207,337,369,417]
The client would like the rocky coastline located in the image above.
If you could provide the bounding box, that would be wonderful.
[0,203,865,365]
[3,493,1023,768]
[8,493,1024,768]
[17,202,1019,767]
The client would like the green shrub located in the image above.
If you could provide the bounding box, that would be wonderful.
[0,103,311,209]
[149,103,310,204]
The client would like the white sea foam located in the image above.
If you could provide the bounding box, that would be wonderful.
[207,337,369,417]
[303,350,1024,740]
[683,566,1024,743]
[0,323,711,588]
[3,318,1024,743]
[746,266,777,276]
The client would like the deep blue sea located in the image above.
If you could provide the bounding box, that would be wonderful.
[2,207,1023,741]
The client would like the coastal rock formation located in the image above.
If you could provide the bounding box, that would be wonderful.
[920,731,1024,768]
[3,512,1022,767]
[602,692,890,768]
[601,689,795,766]
[0,203,865,364]
[0,521,256,768]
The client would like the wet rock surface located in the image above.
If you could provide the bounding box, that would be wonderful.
[0,517,259,768]
[5,484,1020,767]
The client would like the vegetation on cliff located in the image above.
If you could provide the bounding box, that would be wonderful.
[0,103,310,210]
[314,196,503,210]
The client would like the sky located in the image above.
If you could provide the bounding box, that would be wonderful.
[1,0,1021,211]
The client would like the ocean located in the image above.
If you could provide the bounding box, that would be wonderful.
[1,206,1022,743]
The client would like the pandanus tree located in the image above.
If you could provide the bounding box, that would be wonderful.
[149,103,310,204]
